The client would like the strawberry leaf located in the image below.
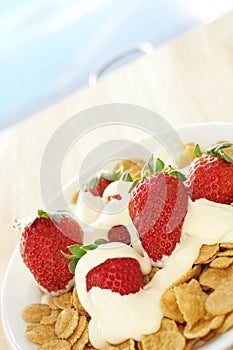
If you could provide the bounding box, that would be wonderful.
[82,244,98,251]
[143,154,165,176]
[37,209,49,218]
[169,170,187,182]
[194,144,202,157]
[84,165,123,191]
[220,151,233,163]
[207,143,233,163]
[61,252,80,259]
[101,164,123,181]
[67,244,84,256]
[69,259,78,274]
[121,170,133,182]
[12,215,37,229]
[94,238,108,245]
[147,153,155,174]
[141,164,150,178]
[62,239,108,273]
[128,178,142,192]
[141,163,150,178]
[155,158,165,173]
[37,209,63,223]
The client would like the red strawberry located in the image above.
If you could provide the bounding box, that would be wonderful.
[108,225,131,245]
[86,257,143,295]
[84,168,123,197]
[106,194,122,202]
[128,173,188,262]
[87,176,113,197]
[186,144,233,204]
[19,210,83,295]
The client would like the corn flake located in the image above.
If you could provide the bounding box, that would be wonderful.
[177,142,196,169]
[48,296,59,310]
[53,292,73,309]
[115,159,145,179]
[218,311,233,334]
[37,339,71,350]
[183,338,200,350]
[71,327,89,350]
[194,244,219,264]
[209,256,233,269]
[160,288,184,323]
[22,303,51,323]
[199,264,233,290]
[40,309,61,325]
[218,249,233,257]
[55,308,79,339]
[206,282,233,315]
[25,324,56,344]
[174,279,207,328]
[220,243,233,249]
[159,318,180,332]
[102,339,135,350]
[141,329,185,350]
[68,315,87,345]
[183,315,225,339]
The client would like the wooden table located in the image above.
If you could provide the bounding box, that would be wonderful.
[1,11,233,350]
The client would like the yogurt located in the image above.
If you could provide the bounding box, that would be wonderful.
[77,181,140,248]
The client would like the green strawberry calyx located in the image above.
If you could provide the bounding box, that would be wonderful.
[122,153,186,192]
[206,143,233,163]
[61,238,108,274]
[194,144,202,157]
[194,143,233,163]
[83,165,123,191]
[13,209,69,229]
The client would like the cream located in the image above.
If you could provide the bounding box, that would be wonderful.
[182,198,233,244]
[83,181,140,249]
[75,191,104,227]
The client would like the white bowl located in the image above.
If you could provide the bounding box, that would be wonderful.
[2,122,233,350]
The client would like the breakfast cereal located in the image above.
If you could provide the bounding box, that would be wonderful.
[20,143,233,349]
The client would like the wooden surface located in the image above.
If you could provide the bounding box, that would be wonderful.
[1,11,233,350]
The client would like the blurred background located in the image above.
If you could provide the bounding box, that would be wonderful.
[1,0,233,130]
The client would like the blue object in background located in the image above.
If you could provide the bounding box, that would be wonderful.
[0,0,233,129]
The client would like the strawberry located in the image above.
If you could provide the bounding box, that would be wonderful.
[86,257,143,295]
[87,176,113,197]
[19,210,83,295]
[108,225,131,245]
[186,143,233,204]
[128,172,188,263]
[84,167,123,197]
[106,194,122,202]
